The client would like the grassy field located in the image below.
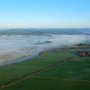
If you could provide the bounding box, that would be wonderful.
[0,51,90,90]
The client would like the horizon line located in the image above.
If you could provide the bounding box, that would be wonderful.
[0,27,90,30]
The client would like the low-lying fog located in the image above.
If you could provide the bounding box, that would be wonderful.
[0,35,90,66]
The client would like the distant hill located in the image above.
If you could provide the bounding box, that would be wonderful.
[0,28,89,35]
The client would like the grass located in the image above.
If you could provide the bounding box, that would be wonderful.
[0,51,90,90]
[0,52,73,83]
[3,77,90,90]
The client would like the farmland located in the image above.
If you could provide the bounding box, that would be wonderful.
[0,51,90,90]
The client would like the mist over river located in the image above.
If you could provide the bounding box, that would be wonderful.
[0,35,90,66]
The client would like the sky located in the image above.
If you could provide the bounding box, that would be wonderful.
[0,0,90,28]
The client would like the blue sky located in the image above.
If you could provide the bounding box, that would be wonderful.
[0,0,90,28]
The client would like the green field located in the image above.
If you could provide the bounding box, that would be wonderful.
[0,51,90,90]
